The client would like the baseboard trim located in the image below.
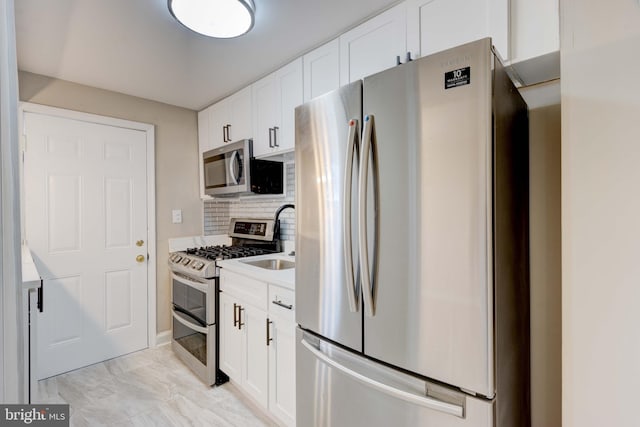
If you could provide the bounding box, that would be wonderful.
[155,330,172,347]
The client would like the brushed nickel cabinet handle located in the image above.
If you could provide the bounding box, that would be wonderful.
[266,318,273,346]
[238,306,245,330]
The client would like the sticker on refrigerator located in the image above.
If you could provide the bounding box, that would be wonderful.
[445,66,470,89]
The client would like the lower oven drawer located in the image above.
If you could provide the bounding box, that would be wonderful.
[172,309,216,385]
[173,309,208,364]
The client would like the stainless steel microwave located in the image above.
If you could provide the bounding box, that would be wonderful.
[203,139,283,197]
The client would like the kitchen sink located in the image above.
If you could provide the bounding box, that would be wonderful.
[242,258,295,270]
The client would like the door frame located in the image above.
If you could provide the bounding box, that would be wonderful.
[18,102,158,348]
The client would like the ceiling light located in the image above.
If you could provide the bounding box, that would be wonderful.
[168,0,255,39]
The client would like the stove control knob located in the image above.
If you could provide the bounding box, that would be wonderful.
[182,258,191,266]
[194,263,205,270]
[174,255,182,263]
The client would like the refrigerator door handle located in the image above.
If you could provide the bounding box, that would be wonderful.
[301,338,465,418]
[343,118,360,313]
[359,114,375,317]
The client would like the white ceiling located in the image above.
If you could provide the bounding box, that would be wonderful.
[15,0,400,110]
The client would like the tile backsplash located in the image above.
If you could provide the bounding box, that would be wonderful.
[204,154,296,241]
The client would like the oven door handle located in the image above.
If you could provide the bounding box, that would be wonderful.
[171,272,209,294]
[172,308,208,334]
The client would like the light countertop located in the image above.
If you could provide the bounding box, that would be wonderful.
[21,245,41,290]
[217,253,295,290]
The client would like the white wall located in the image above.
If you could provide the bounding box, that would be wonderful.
[561,1,640,426]
[529,104,561,427]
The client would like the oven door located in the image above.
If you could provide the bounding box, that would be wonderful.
[171,272,215,325]
[172,308,216,385]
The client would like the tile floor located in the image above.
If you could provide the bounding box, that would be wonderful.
[34,344,278,427]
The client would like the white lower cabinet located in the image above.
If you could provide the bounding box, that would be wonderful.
[220,269,296,426]
[268,315,296,426]
[219,292,243,383]
[242,303,269,407]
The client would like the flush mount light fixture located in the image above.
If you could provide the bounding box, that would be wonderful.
[168,0,255,39]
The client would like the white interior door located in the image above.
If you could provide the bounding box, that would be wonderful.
[23,111,149,379]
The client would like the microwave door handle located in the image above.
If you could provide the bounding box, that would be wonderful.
[229,150,241,185]
[343,118,360,313]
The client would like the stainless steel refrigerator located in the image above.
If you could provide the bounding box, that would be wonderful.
[294,38,530,427]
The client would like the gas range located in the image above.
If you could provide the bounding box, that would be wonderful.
[168,218,279,279]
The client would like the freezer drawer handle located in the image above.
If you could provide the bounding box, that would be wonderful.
[301,338,465,418]
[359,114,376,317]
[343,118,360,313]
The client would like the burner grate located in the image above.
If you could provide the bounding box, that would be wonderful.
[185,245,276,261]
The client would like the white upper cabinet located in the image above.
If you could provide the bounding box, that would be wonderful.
[252,58,303,158]
[406,0,509,61]
[510,0,559,63]
[226,86,253,144]
[208,86,252,150]
[509,0,559,84]
[340,3,408,84]
[303,38,341,102]
[252,73,277,158]
[276,59,304,154]
[208,100,228,149]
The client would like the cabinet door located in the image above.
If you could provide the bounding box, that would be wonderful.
[406,0,508,60]
[227,86,253,143]
[339,2,407,84]
[209,100,230,150]
[269,317,296,427]
[219,293,243,382]
[252,74,277,157]
[242,304,269,408]
[303,38,340,102]
[197,108,211,199]
[275,58,303,153]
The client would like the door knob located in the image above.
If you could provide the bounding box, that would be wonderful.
[136,255,145,263]
[136,240,144,247]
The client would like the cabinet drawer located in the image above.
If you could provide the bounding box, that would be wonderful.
[268,284,295,321]
[220,269,268,310]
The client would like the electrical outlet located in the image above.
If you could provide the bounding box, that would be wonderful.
[172,209,182,224]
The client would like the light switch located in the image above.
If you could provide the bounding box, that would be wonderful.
[172,209,182,224]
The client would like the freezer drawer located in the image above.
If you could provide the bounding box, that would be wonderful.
[297,329,494,427]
